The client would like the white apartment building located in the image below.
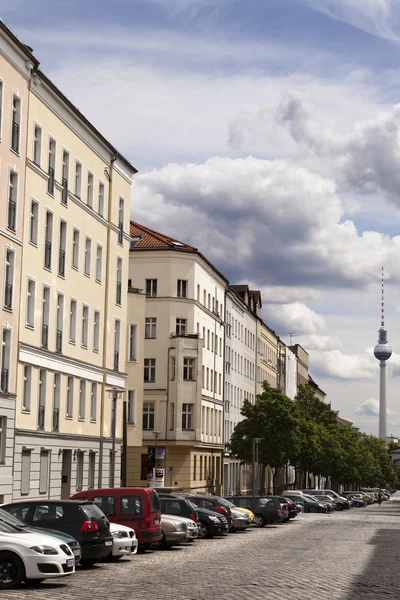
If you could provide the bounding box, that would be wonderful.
[0,23,138,500]
[127,222,226,493]
[223,285,257,495]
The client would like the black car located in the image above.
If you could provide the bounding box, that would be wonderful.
[192,504,229,538]
[283,497,299,520]
[158,494,199,523]
[228,495,284,527]
[184,495,233,528]
[3,500,113,567]
[284,494,327,514]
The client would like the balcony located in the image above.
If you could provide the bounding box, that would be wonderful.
[47,166,55,195]
[56,329,62,353]
[58,249,65,277]
[114,351,119,371]
[41,324,48,349]
[4,283,12,310]
[44,240,52,269]
[37,405,45,430]
[61,177,68,205]
[52,407,59,432]
[116,281,122,305]
[0,369,8,393]
[7,199,16,231]
[169,332,200,339]
[11,120,19,153]
[118,222,123,244]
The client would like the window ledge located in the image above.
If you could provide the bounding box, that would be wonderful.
[3,306,13,314]
[69,340,76,345]
[81,344,88,350]
[71,265,79,271]
[25,324,34,330]
[29,241,38,248]
[84,272,91,278]
[128,359,138,363]
[90,419,97,423]
[21,408,31,414]
[58,273,66,280]
[43,266,52,273]
[93,349,99,354]
[46,191,55,199]
[78,418,85,422]
[95,278,102,284]
[66,415,73,420]
[10,148,20,158]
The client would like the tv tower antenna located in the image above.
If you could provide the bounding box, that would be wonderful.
[373,267,392,441]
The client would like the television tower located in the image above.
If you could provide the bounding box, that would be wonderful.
[373,267,392,441]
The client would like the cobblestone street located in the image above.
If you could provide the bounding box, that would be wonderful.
[7,495,400,600]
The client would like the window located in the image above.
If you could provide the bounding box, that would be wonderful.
[127,389,136,424]
[88,452,96,489]
[145,317,156,339]
[79,380,86,420]
[170,402,175,430]
[143,403,155,430]
[72,229,79,268]
[58,220,67,277]
[93,310,100,352]
[11,94,21,153]
[7,170,18,231]
[47,137,56,194]
[75,161,82,198]
[22,365,32,411]
[193,455,197,480]
[98,182,105,216]
[82,305,89,347]
[176,318,186,336]
[87,171,94,207]
[4,249,14,310]
[197,284,200,301]
[90,382,97,421]
[26,279,36,327]
[183,358,195,381]
[146,279,157,297]
[66,376,74,417]
[182,403,193,430]
[30,200,39,245]
[32,123,42,166]
[41,286,50,348]
[171,357,175,381]
[177,280,187,298]
[207,330,210,350]
[96,245,103,282]
[76,452,84,491]
[44,211,53,270]
[129,324,138,361]
[144,359,156,382]
[56,293,64,352]
[116,258,122,304]
[0,81,3,138]
[121,495,142,516]
[84,237,92,275]
[114,320,120,370]
[53,373,60,432]
[39,450,50,494]
[69,299,77,343]
[21,450,31,495]
[118,198,124,244]
[38,369,46,429]
[202,327,205,347]
[62,150,69,204]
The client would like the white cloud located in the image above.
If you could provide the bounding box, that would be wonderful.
[355,397,380,417]
[264,303,326,335]
[311,349,376,379]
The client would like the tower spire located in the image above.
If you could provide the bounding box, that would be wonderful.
[374,266,391,442]
[381,266,385,328]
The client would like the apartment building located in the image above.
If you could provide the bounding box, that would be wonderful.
[127,222,226,493]
[257,320,278,394]
[223,285,257,495]
[288,344,309,390]
[0,24,36,502]
[0,25,138,500]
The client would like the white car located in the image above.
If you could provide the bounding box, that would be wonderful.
[0,520,75,589]
[108,523,138,560]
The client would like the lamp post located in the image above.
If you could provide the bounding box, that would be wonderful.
[252,438,261,504]
[106,387,124,488]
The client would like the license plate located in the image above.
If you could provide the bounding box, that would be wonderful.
[66,559,75,568]
[105,540,113,546]
[73,549,80,557]
[154,518,160,524]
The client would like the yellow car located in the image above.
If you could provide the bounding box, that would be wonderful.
[224,500,255,525]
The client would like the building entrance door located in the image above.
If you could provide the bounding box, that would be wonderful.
[61,449,72,499]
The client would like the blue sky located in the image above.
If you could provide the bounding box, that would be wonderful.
[7,0,400,435]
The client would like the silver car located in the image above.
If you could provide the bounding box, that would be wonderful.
[160,514,190,549]
[230,508,252,532]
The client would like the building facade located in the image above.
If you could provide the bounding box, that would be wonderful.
[257,320,278,394]
[0,26,137,500]
[126,222,226,493]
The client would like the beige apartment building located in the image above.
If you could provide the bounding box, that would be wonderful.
[0,23,138,500]
[0,24,35,502]
[257,319,278,394]
[127,222,226,493]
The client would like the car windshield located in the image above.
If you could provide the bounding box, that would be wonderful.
[302,494,317,502]
[187,501,198,512]
[0,521,24,534]
[217,497,232,508]
[81,503,107,519]
[0,508,27,529]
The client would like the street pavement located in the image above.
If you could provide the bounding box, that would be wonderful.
[8,494,400,599]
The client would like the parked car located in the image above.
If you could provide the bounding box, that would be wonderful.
[276,497,290,522]
[303,490,350,510]
[283,494,327,513]
[191,505,228,538]
[342,493,366,507]
[159,514,190,549]
[223,499,255,523]
[71,487,162,553]
[230,508,251,532]
[0,507,81,563]
[283,497,299,520]
[0,519,75,589]
[228,495,284,527]
[3,500,112,567]
[183,495,233,529]
[108,522,138,560]
[312,495,335,511]
[158,494,198,523]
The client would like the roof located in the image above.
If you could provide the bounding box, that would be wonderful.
[231,284,249,293]
[130,221,197,250]
[337,416,353,427]
[308,374,326,397]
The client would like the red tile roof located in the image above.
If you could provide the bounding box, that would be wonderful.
[231,284,249,293]
[130,221,197,251]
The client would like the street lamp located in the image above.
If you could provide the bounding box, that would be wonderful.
[252,438,261,503]
[106,387,124,488]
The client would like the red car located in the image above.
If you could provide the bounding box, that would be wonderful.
[71,487,162,552]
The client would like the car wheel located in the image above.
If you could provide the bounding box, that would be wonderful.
[198,521,210,539]
[0,551,25,590]
[254,514,266,527]
[80,558,98,568]
[336,503,344,511]
[137,544,150,553]
[307,506,318,513]
[25,579,45,586]
[284,516,290,523]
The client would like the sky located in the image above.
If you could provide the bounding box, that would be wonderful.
[6,0,400,436]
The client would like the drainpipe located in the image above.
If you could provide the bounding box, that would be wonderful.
[98,154,117,488]
[165,346,174,440]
